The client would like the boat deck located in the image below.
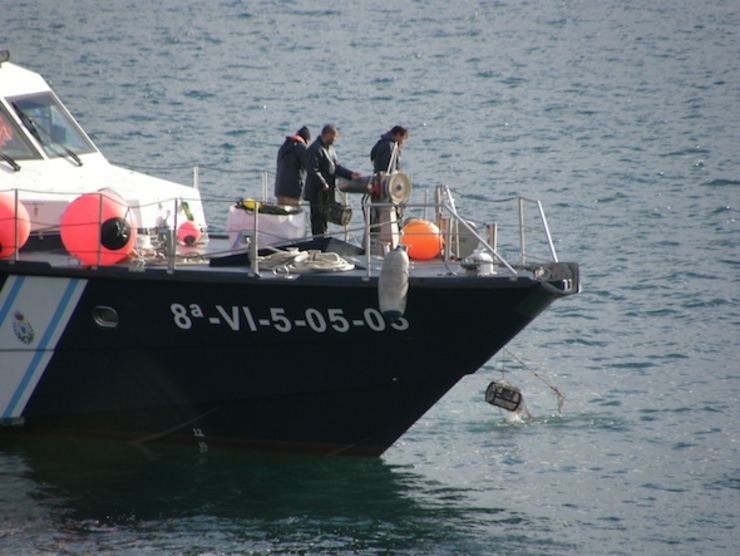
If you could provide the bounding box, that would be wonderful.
[6,233,542,283]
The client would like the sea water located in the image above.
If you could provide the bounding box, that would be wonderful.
[2,1,738,554]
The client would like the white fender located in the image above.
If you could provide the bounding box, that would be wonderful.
[378,245,410,322]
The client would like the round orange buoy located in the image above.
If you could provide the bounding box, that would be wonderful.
[0,193,31,258]
[177,220,201,246]
[60,191,137,265]
[400,219,443,260]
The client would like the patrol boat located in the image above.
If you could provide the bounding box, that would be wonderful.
[0,52,579,456]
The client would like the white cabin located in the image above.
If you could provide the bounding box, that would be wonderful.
[0,54,206,240]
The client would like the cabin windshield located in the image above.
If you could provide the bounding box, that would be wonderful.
[10,92,96,159]
[0,104,41,160]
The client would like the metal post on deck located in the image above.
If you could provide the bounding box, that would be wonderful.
[440,216,451,261]
[486,223,498,252]
[364,203,371,279]
[166,228,176,272]
[537,200,559,262]
[168,197,178,272]
[250,203,260,276]
[341,191,349,242]
[193,165,199,189]
[434,187,441,227]
[518,197,525,266]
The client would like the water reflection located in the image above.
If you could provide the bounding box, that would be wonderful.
[0,438,560,552]
[0,436,550,554]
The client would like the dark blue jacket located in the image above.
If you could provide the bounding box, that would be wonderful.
[370,131,401,174]
[302,138,354,202]
[274,135,308,199]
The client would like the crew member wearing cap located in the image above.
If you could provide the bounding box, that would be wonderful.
[274,125,311,206]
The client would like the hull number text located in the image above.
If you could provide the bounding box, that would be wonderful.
[170,304,409,333]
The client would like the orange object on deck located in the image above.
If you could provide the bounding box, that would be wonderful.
[400,219,443,260]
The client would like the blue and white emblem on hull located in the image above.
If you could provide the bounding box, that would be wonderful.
[12,311,34,345]
[0,276,87,419]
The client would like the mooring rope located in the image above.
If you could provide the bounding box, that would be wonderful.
[502,347,587,416]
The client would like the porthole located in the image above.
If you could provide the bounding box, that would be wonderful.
[93,306,119,328]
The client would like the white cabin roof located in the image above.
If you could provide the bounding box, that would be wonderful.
[0,56,207,234]
[0,61,50,98]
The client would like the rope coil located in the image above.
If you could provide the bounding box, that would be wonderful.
[257,249,355,275]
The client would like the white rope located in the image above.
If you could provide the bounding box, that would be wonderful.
[258,249,355,275]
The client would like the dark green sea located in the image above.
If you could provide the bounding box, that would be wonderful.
[2,0,738,554]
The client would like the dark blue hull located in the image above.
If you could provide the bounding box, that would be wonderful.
[1,260,574,455]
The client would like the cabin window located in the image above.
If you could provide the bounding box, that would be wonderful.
[0,104,41,160]
[9,92,96,159]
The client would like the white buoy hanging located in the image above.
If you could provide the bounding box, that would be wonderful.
[378,245,409,322]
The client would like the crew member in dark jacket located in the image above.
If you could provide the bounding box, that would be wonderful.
[274,126,311,206]
[303,124,360,236]
[370,125,409,174]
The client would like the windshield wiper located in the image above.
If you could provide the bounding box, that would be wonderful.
[12,103,83,166]
[0,152,21,171]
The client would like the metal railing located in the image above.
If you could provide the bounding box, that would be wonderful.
[2,180,561,276]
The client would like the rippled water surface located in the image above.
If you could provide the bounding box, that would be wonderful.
[2,1,739,554]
